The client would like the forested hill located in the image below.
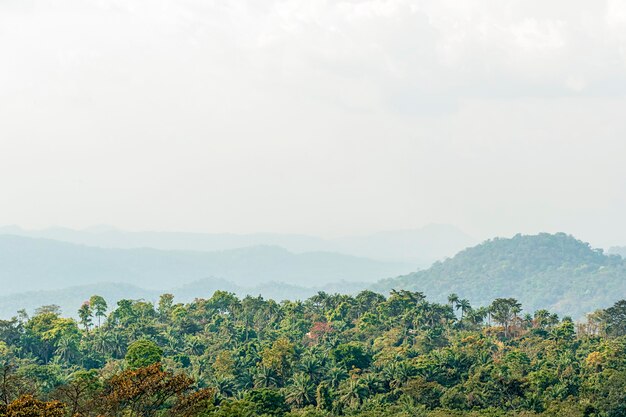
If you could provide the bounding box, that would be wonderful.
[373,233,626,317]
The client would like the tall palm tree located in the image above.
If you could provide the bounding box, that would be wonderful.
[447,293,460,308]
[457,299,472,320]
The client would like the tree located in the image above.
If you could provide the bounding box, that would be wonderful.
[157,294,175,320]
[6,288,626,417]
[286,373,316,408]
[603,300,626,337]
[490,298,522,338]
[51,370,100,417]
[34,305,61,316]
[448,293,460,308]
[55,335,78,364]
[315,382,333,411]
[298,356,322,382]
[89,295,108,327]
[338,378,366,409]
[0,356,32,406]
[77,302,92,331]
[331,343,371,371]
[125,340,163,369]
[245,388,288,416]
[23,312,80,364]
[324,367,348,390]
[99,363,213,417]
[457,299,472,320]
[260,338,295,378]
[254,366,278,388]
[4,394,65,417]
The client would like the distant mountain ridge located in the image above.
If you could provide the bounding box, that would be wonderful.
[0,234,410,295]
[373,233,626,318]
[0,224,475,265]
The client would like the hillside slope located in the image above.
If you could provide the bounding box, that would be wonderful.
[373,233,626,317]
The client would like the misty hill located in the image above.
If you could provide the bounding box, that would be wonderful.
[0,224,475,265]
[373,233,626,318]
[0,235,410,295]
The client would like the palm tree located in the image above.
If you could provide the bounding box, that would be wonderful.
[211,375,235,398]
[55,336,78,364]
[110,332,126,358]
[235,368,254,391]
[254,366,278,388]
[285,373,315,408]
[184,336,205,356]
[457,299,472,320]
[338,378,367,409]
[447,293,460,308]
[361,373,381,396]
[467,307,488,327]
[383,362,413,390]
[324,366,348,390]
[92,332,113,356]
[298,356,322,382]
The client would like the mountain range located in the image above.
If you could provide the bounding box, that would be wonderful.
[0,234,410,295]
[0,224,475,265]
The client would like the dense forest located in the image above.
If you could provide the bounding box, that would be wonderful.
[1,289,626,416]
[375,233,626,317]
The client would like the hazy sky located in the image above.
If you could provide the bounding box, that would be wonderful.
[2,0,626,247]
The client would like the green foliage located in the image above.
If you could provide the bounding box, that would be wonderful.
[124,339,163,369]
[246,388,289,416]
[331,343,371,371]
[1,291,626,416]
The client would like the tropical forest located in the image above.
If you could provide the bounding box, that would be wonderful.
[1,288,626,417]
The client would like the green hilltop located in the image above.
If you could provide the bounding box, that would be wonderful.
[373,232,626,318]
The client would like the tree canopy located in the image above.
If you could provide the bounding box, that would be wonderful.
[1,290,626,416]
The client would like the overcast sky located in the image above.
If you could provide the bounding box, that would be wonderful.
[1,0,626,247]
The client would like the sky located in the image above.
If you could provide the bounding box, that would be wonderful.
[1,0,626,248]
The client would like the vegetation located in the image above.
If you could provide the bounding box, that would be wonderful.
[1,289,626,416]
[374,233,626,318]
